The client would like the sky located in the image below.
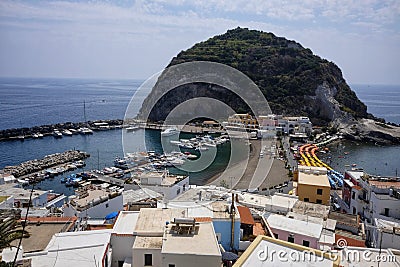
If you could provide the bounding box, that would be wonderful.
[0,0,399,85]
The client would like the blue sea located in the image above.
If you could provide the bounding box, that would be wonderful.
[0,78,399,195]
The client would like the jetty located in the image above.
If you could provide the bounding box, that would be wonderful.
[1,150,89,178]
[0,119,123,142]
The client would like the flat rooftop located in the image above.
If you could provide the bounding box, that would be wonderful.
[298,166,328,174]
[340,247,400,267]
[134,208,185,235]
[292,201,330,219]
[133,236,163,249]
[264,213,323,238]
[162,222,221,256]
[286,212,336,231]
[240,192,298,210]
[160,201,239,220]
[298,172,330,187]
[123,188,162,205]
[234,235,339,267]
[27,229,111,267]
[0,185,47,200]
[346,170,364,181]
[368,179,400,189]
[71,188,121,210]
[112,211,140,235]
[11,223,67,252]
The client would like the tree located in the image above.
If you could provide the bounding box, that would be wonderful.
[0,217,29,250]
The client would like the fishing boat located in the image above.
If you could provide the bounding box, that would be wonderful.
[161,127,179,137]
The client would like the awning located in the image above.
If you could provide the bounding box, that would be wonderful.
[105,211,119,220]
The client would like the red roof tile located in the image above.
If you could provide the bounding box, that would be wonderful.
[195,217,212,222]
[237,206,255,225]
[335,234,366,248]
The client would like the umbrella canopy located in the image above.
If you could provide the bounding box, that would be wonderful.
[222,251,239,261]
[105,211,119,220]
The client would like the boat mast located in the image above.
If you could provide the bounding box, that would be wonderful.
[83,100,87,124]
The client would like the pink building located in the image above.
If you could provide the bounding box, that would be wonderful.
[264,213,330,249]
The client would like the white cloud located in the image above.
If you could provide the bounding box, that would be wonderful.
[0,0,399,84]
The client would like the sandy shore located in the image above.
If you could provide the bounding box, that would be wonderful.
[206,139,290,190]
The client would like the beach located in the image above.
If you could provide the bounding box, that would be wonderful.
[207,139,290,190]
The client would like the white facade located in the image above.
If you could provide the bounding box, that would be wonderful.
[140,174,190,200]
[111,211,140,267]
[26,229,112,267]
[63,189,123,219]
[368,218,400,250]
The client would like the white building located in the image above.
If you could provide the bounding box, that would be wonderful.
[368,218,400,250]
[127,171,190,200]
[0,185,48,208]
[238,192,298,214]
[233,235,340,267]
[336,170,400,249]
[110,208,222,267]
[26,229,112,267]
[111,211,140,267]
[339,246,400,267]
[63,187,123,219]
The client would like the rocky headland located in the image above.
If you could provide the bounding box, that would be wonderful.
[138,27,400,144]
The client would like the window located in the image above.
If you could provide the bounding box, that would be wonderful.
[288,236,294,243]
[169,265,175,267]
[303,240,310,247]
[105,203,109,208]
[384,208,389,217]
[304,198,309,202]
[273,233,279,239]
[144,254,152,266]
[317,188,323,195]
[352,192,355,199]
[353,207,356,215]
[316,199,322,204]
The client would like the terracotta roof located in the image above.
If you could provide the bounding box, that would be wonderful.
[352,185,362,191]
[368,180,400,189]
[335,234,366,248]
[253,222,266,236]
[195,217,212,222]
[237,206,255,225]
[25,216,77,223]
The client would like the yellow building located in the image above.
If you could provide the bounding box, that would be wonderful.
[296,166,331,205]
[227,114,258,129]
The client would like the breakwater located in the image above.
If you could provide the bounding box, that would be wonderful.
[2,150,89,178]
[0,119,124,141]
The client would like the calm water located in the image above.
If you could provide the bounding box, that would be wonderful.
[352,84,400,125]
[0,79,399,195]
[0,78,137,130]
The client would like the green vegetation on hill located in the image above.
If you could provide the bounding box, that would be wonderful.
[168,27,368,125]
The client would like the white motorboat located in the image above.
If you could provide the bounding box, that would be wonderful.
[63,129,73,136]
[126,125,139,131]
[79,127,93,135]
[161,127,179,137]
[53,130,62,138]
